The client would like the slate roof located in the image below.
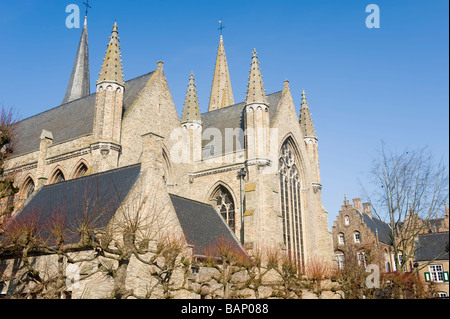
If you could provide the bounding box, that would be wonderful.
[429,218,446,233]
[357,211,393,245]
[415,232,449,262]
[11,72,154,157]
[10,164,142,245]
[169,194,245,257]
[200,91,283,157]
[7,163,244,256]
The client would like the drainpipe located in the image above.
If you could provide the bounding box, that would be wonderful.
[238,168,247,245]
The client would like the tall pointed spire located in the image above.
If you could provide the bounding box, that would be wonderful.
[62,16,90,104]
[245,49,267,105]
[299,90,317,138]
[181,73,201,124]
[208,35,234,111]
[97,22,124,86]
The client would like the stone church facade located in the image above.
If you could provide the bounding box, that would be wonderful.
[3,18,333,267]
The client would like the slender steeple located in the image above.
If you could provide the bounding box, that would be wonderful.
[299,90,317,138]
[181,73,201,124]
[92,22,125,172]
[208,35,234,111]
[62,16,90,104]
[97,22,124,86]
[245,49,267,105]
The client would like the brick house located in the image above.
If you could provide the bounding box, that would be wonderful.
[332,197,394,272]
[332,197,449,298]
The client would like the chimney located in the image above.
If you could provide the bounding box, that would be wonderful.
[157,61,164,72]
[353,198,362,211]
[363,202,372,218]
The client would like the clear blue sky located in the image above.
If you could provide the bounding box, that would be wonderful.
[0,0,448,228]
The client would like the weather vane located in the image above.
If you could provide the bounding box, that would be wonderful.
[218,20,225,36]
[83,0,92,17]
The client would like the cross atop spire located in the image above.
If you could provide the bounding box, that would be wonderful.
[218,20,225,36]
[83,0,91,17]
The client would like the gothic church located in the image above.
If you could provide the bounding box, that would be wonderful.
[4,17,333,266]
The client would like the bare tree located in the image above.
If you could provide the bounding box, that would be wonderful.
[363,143,449,273]
[0,106,19,221]
[197,237,249,299]
[333,244,373,299]
[0,204,101,299]
[265,249,304,299]
[0,177,189,299]
[92,183,189,299]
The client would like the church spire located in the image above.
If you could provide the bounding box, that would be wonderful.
[181,73,201,124]
[208,34,234,111]
[62,16,90,104]
[97,22,124,86]
[245,49,267,105]
[299,90,317,138]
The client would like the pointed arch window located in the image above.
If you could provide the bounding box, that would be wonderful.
[74,163,88,179]
[50,169,66,184]
[279,140,304,268]
[23,178,35,199]
[210,186,236,233]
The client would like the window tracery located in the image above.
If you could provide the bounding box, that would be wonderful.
[210,186,236,233]
[279,140,304,268]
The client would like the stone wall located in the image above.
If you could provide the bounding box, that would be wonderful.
[0,247,342,299]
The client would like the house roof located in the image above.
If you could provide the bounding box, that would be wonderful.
[5,164,244,257]
[200,91,282,157]
[10,164,142,245]
[11,72,154,157]
[169,194,245,257]
[357,211,392,245]
[415,232,449,262]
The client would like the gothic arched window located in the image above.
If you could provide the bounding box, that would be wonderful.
[279,140,304,268]
[210,186,236,233]
[23,177,35,199]
[50,169,66,184]
[73,163,88,179]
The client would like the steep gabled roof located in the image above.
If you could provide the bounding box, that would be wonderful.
[11,72,154,157]
[169,194,245,257]
[357,211,392,245]
[6,165,246,257]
